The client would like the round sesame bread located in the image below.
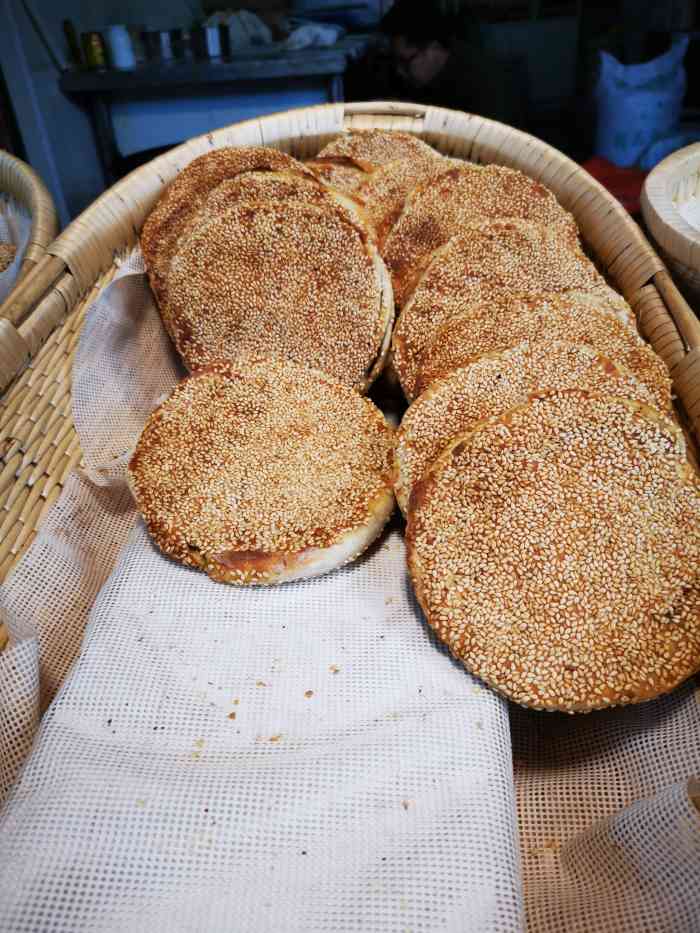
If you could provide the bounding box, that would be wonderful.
[393,220,634,399]
[152,169,375,309]
[355,156,452,250]
[394,340,658,513]
[391,219,634,399]
[316,129,440,172]
[202,169,370,228]
[195,169,375,251]
[414,294,672,410]
[163,199,393,392]
[305,157,369,194]
[406,392,700,712]
[383,164,580,307]
[141,146,313,302]
[128,357,396,585]
[404,218,630,322]
[394,281,637,404]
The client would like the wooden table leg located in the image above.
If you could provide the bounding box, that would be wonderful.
[329,74,344,104]
[89,95,119,186]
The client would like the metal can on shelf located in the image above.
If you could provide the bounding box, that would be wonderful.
[81,31,107,69]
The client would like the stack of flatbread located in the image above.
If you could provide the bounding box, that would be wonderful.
[137,130,699,713]
[140,146,393,394]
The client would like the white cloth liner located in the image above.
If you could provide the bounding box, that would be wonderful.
[0,251,698,931]
[0,194,32,304]
[0,253,523,931]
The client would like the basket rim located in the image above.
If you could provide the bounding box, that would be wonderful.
[0,149,59,254]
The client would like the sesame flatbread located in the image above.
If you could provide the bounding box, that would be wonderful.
[129,357,395,585]
[406,392,700,711]
[316,129,440,172]
[394,341,658,513]
[392,219,633,399]
[199,169,374,246]
[141,146,314,302]
[383,163,580,306]
[163,199,393,392]
[414,294,671,410]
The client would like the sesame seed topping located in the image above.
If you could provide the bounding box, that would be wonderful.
[414,294,671,409]
[128,357,395,586]
[162,199,391,391]
[394,340,659,513]
[406,393,699,712]
[141,146,314,303]
[383,164,579,306]
[392,218,634,399]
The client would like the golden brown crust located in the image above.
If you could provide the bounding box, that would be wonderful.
[194,169,376,245]
[406,392,700,712]
[413,294,672,410]
[161,199,390,391]
[128,356,396,586]
[355,156,450,249]
[383,164,580,306]
[393,340,658,513]
[391,218,624,399]
[140,146,314,304]
[317,129,440,172]
[305,157,369,194]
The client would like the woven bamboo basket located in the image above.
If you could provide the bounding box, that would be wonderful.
[1,101,699,638]
[641,142,700,304]
[0,150,58,324]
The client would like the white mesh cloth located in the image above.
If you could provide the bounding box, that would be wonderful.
[0,195,32,304]
[0,250,699,932]
[0,253,523,932]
